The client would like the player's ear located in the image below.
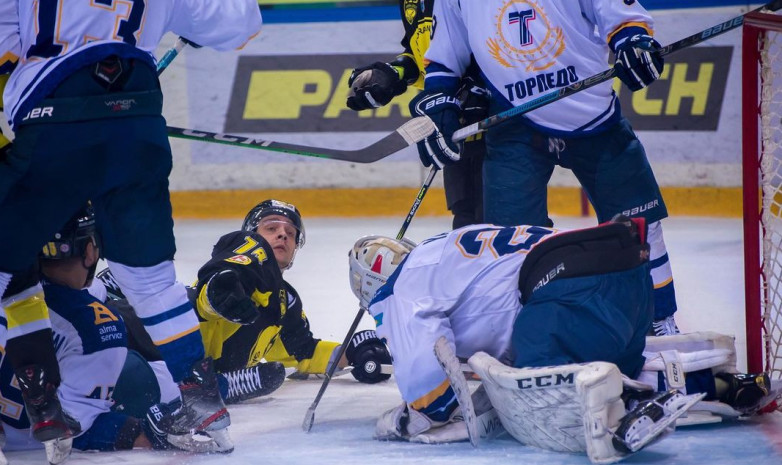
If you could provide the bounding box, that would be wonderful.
[84,241,100,267]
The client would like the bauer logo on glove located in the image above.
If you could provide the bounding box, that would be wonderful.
[409,89,463,169]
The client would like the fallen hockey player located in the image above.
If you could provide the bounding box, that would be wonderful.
[348,216,778,463]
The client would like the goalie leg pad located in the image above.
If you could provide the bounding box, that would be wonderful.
[468,352,627,463]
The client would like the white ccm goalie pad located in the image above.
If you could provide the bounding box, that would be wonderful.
[468,352,626,463]
[468,353,700,464]
[639,331,738,390]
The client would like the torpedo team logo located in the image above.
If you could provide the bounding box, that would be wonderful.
[404,0,418,25]
[487,0,565,71]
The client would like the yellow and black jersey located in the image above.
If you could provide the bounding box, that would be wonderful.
[397,0,434,89]
[194,231,337,374]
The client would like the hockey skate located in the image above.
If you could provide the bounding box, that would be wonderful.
[15,365,81,464]
[612,389,704,454]
[221,361,286,404]
[151,358,233,453]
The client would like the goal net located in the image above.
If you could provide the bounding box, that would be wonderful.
[743,11,782,378]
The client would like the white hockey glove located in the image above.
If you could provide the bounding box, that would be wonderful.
[613,34,664,92]
[375,403,469,444]
[409,89,462,169]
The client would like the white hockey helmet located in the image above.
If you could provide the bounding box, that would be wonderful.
[349,235,416,308]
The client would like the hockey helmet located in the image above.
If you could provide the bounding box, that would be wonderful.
[349,235,416,308]
[41,204,99,260]
[242,199,305,249]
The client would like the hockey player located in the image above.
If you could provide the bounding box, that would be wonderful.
[412,0,680,335]
[349,218,774,462]
[193,199,391,383]
[0,206,228,463]
[98,199,391,386]
[0,0,262,453]
[346,0,488,228]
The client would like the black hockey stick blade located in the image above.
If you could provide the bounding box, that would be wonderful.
[167,116,435,163]
[453,0,782,142]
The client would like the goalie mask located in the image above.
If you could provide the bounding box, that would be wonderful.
[349,235,416,308]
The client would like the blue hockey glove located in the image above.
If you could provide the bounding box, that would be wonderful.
[347,62,407,111]
[409,89,462,169]
[613,34,664,92]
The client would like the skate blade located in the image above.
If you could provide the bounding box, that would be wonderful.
[44,437,73,465]
[624,392,705,452]
[167,428,234,454]
[199,408,231,431]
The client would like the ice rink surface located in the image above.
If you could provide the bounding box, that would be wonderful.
[5,215,782,464]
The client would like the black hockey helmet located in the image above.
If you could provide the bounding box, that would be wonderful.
[41,203,99,260]
[242,199,305,249]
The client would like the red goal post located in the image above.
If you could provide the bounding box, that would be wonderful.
[743,11,782,377]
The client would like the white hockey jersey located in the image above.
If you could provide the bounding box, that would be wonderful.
[0,280,127,436]
[426,0,655,135]
[368,224,557,406]
[0,0,262,128]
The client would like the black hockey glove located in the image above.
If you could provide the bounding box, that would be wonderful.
[457,76,489,126]
[613,34,664,92]
[347,62,408,111]
[205,269,259,325]
[409,89,462,169]
[345,329,392,384]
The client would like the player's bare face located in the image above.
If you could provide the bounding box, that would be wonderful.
[256,215,298,269]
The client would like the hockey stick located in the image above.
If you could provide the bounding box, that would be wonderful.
[166,118,434,163]
[397,166,438,240]
[303,167,436,432]
[302,305,366,432]
[434,336,479,447]
[452,0,782,142]
[156,37,187,75]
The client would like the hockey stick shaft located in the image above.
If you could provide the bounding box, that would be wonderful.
[167,116,434,163]
[452,0,782,142]
[396,166,438,240]
[156,37,187,75]
[303,305,366,432]
[303,170,434,431]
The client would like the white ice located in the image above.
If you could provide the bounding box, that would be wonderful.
[5,216,782,464]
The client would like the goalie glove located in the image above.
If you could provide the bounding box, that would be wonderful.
[409,89,462,169]
[345,329,392,384]
[613,34,664,92]
[347,62,408,111]
[203,269,259,325]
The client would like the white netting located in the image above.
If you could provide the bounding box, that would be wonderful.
[759,28,782,379]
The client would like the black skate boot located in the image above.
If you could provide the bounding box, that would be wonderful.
[717,372,772,414]
[15,365,81,443]
[221,361,286,404]
[15,365,81,464]
[612,389,704,455]
[154,358,233,452]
